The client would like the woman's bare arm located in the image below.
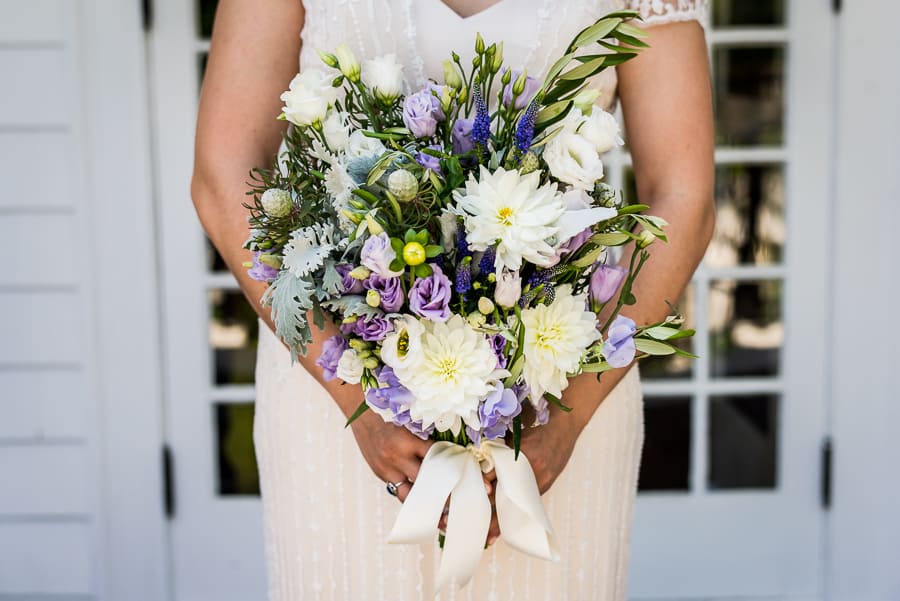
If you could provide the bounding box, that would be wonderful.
[519,20,715,493]
[191,0,432,496]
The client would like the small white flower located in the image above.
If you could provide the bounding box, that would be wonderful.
[282,223,337,278]
[380,316,426,371]
[361,54,405,103]
[520,284,601,402]
[334,43,361,81]
[453,166,565,272]
[321,111,351,153]
[336,349,364,384]
[439,211,459,252]
[543,131,605,191]
[346,129,387,160]
[578,108,623,154]
[260,188,293,218]
[280,69,338,127]
[494,269,522,308]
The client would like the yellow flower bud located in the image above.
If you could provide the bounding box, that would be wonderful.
[317,49,339,69]
[366,289,381,308]
[257,253,282,269]
[365,212,385,235]
[478,296,495,315]
[637,229,656,249]
[443,59,463,89]
[363,357,380,370]
[491,42,504,73]
[349,266,371,280]
[512,69,528,96]
[402,242,426,266]
[475,33,485,54]
[334,43,361,82]
[467,312,487,328]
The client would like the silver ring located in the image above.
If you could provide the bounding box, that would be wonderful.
[386,480,408,497]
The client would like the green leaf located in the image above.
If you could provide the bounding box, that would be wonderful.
[351,188,380,205]
[389,258,405,272]
[570,18,621,49]
[544,51,578,85]
[414,230,429,245]
[667,328,696,341]
[559,56,607,81]
[545,393,573,413]
[634,338,676,356]
[344,400,370,428]
[671,347,700,359]
[404,228,416,243]
[617,21,649,40]
[390,237,404,256]
[591,231,631,246]
[512,415,522,460]
[414,263,433,277]
[616,204,650,215]
[644,326,679,340]
[535,99,573,125]
[581,361,616,374]
[612,30,650,49]
[424,244,443,258]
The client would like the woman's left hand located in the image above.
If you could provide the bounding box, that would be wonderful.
[516,407,582,494]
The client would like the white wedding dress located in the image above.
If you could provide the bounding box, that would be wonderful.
[254,1,707,599]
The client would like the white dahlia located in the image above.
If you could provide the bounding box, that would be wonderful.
[520,285,601,402]
[452,166,565,272]
[382,315,506,434]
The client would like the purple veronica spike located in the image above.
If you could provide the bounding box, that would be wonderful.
[515,100,538,154]
[471,86,491,147]
[478,247,496,275]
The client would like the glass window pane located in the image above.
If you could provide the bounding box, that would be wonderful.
[215,402,260,496]
[197,0,218,38]
[709,394,778,489]
[709,279,782,378]
[714,46,785,146]
[639,396,692,492]
[640,285,695,380]
[706,164,785,268]
[198,52,209,93]
[712,0,785,27]
[209,289,259,385]
[205,236,227,272]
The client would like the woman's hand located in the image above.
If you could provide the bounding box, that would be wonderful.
[517,409,582,495]
[349,410,433,503]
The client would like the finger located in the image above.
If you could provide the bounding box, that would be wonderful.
[482,469,496,496]
[383,471,411,503]
[486,507,501,547]
[411,436,434,459]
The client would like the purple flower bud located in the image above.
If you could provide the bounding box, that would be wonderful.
[363,273,405,312]
[602,315,637,368]
[490,333,508,369]
[402,89,441,138]
[409,264,453,322]
[315,335,348,381]
[502,69,540,110]
[353,315,395,342]
[415,143,443,174]
[590,264,628,304]
[336,263,365,294]
[452,118,475,154]
[248,251,279,282]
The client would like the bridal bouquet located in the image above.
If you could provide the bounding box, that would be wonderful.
[244,10,694,591]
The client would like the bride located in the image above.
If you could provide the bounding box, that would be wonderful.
[192,0,714,598]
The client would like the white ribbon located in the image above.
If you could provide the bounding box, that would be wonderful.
[387,440,559,593]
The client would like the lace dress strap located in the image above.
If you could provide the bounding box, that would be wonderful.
[617,0,709,28]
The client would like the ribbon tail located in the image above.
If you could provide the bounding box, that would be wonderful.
[388,442,466,544]
[488,442,560,562]
[435,453,492,594]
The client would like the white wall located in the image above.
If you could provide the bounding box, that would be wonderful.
[0,1,168,599]
[828,1,900,600]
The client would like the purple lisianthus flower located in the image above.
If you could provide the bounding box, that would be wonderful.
[315,335,348,382]
[415,143,443,174]
[409,264,452,322]
[361,232,401,277]
[366,367,434,440]
[363,273,404,312]
[502,69,541,109]
[490,333,508,369]
[352,315,394,342]
[590,264,628,304]
[402,89,441,138]
[602,315,637,368]
[336,263,365,294]
[247,251,279,282]
[452,118,475,154]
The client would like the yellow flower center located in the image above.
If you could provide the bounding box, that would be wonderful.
[435,356,460,384]
[535,325,563,349]
[402,242,426,265]
[497,206,514,225]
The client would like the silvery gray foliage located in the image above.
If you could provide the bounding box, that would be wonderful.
[319,259,344,301]
[321,295,384,320]
[262,271,316,361]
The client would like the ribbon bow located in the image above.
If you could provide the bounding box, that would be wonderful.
[387,440,559,593]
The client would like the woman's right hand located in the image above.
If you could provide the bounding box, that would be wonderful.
[349,410,433,503]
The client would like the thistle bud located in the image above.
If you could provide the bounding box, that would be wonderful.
[334,43,361,82]
[349,266,371,280]
[443,60,463,89]
[260,188,293,218]
[475,33,485,54]
[366,289,381,308]
[387,169,418,202]
[519,152,540,174]
[477,296,495,315]
[317,49,339,69]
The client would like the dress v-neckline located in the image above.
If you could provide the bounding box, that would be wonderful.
[434,0,508,20]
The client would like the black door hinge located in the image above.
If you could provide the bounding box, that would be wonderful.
[821,437,833,510]
[142,0,154,32]
[832,0,842,14]
[162,444,175,519]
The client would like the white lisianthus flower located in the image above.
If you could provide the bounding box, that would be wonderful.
[453,166,565,272]
[336,349,364,384]
[520,284,601,402]
[578,108,624,154]
[321,111,351,153]
[334,43,361,82]
[542,131,605,191]
[280,69,338,127]
[494,269,522,308]
[361,54,405,103]
[383,315,506,434]
[282,223,338,278]
[346,129,387,160]
[380,315,426,370]
[260,188,293,218]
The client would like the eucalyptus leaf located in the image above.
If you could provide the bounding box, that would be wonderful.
[570,18,621,50]
[634,338,676,356]
[644,325,679,340]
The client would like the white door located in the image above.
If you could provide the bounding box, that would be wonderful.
[147,1,834,599]
[148,0,267,598]
[625,1,834,598]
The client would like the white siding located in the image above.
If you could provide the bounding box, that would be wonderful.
[0,1,98,598]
